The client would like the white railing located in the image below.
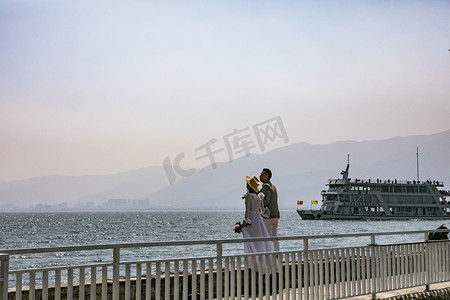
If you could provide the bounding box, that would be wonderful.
[0,230,449,300]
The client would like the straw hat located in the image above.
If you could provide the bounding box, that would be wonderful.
[245,176,260,192]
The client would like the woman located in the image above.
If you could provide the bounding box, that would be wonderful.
[242,176,274,255]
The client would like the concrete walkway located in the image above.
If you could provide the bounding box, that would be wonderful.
[345,282,450,299]
[217,282,450,299]
[235,282,450,300]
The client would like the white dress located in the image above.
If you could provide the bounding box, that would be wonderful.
[242,192,274,255]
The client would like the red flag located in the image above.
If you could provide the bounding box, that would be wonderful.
[297,201,303,205]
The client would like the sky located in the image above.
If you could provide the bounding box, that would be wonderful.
[1,0,449,182]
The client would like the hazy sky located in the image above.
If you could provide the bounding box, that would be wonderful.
[1,1,449,181]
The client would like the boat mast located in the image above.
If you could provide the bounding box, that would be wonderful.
[341,154,350,181]
[416,147,419,181]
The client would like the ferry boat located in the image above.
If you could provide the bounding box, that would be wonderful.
[297,156,450,220]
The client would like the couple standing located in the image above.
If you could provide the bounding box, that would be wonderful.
[242,168,280,254]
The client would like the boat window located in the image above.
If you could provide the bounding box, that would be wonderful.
[423,196,434,204]
[392,195,423,204]
[419,186,427,193]
[371,185,377,191]
[394,186,403,193]
[381,186,390,193]
[398,207,413,213]
[350,185,368,191]
[329,185,347,192]
[323,204,334,211]
[384,195,391,203]
[409,196,422,204]
[323,195,336,201]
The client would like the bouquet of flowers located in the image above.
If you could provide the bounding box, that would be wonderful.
[234,221,243,233]
[233,219,250,234]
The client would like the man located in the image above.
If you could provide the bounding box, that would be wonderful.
[260,168,280,251]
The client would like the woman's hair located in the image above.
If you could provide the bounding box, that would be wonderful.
[247,184,258,194]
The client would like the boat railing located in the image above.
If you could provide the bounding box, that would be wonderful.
[327,178,444,186]
[1,229,450,299]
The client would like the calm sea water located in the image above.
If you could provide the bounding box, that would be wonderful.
[1,210,447,272]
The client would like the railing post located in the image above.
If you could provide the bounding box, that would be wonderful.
[113,247,120,300]
[424,232,430,291]
[216,242,223,299]
[0,253,9,300]
[303,238,309,300]
[370,234,377,300]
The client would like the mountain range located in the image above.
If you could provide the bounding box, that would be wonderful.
[1,130,449,211]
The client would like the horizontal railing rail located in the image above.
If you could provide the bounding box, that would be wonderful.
[1,229,449,300]
[0,229,442,255]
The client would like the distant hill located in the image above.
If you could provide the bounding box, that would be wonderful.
[144,130,450,210]
[0,166,167,209]
[0,130,449,211]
